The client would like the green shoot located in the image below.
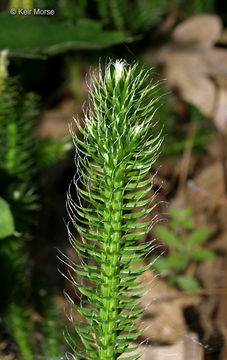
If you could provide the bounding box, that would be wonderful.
[64,60,162,360]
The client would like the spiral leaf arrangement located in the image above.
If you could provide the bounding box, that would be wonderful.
[65,60,162,360]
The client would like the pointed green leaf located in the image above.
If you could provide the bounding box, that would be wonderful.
[155,226,181,248]
[189,248,215,261]
[175,275,201,291]
[152,257,169,273]
[167,252,188,273]
[187,228,210,246]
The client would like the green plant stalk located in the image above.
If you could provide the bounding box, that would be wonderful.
[9,304,34,360]
[39,296,65,358]
[66,60,162,360]
[0,76,38,359]
[99,163,124,358]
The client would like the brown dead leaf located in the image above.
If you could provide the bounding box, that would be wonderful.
[54,295,85,324]
[65,245,97,301]
[206,48,227,77]
[134,269,200,343]
[172,14,222,47]
[214,87,227,132]
[37,97,82,139]
[146,15,227,132]
[0,355,15,360]
[209,232,227,253]
[219,28,227,44]
[186,161,226,230]
[197,257,224,289]
[162,51,216,117]
[215,256,227,360]
[120,333,203,360]
[194,256,227,350]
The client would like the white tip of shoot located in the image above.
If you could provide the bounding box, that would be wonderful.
[114,59,126,82]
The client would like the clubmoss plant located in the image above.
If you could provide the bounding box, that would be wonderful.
[65,60,162,360]
[0,66,38,359]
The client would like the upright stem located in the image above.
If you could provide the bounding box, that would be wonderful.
[67,61,162,360]
[99,162,125,359]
